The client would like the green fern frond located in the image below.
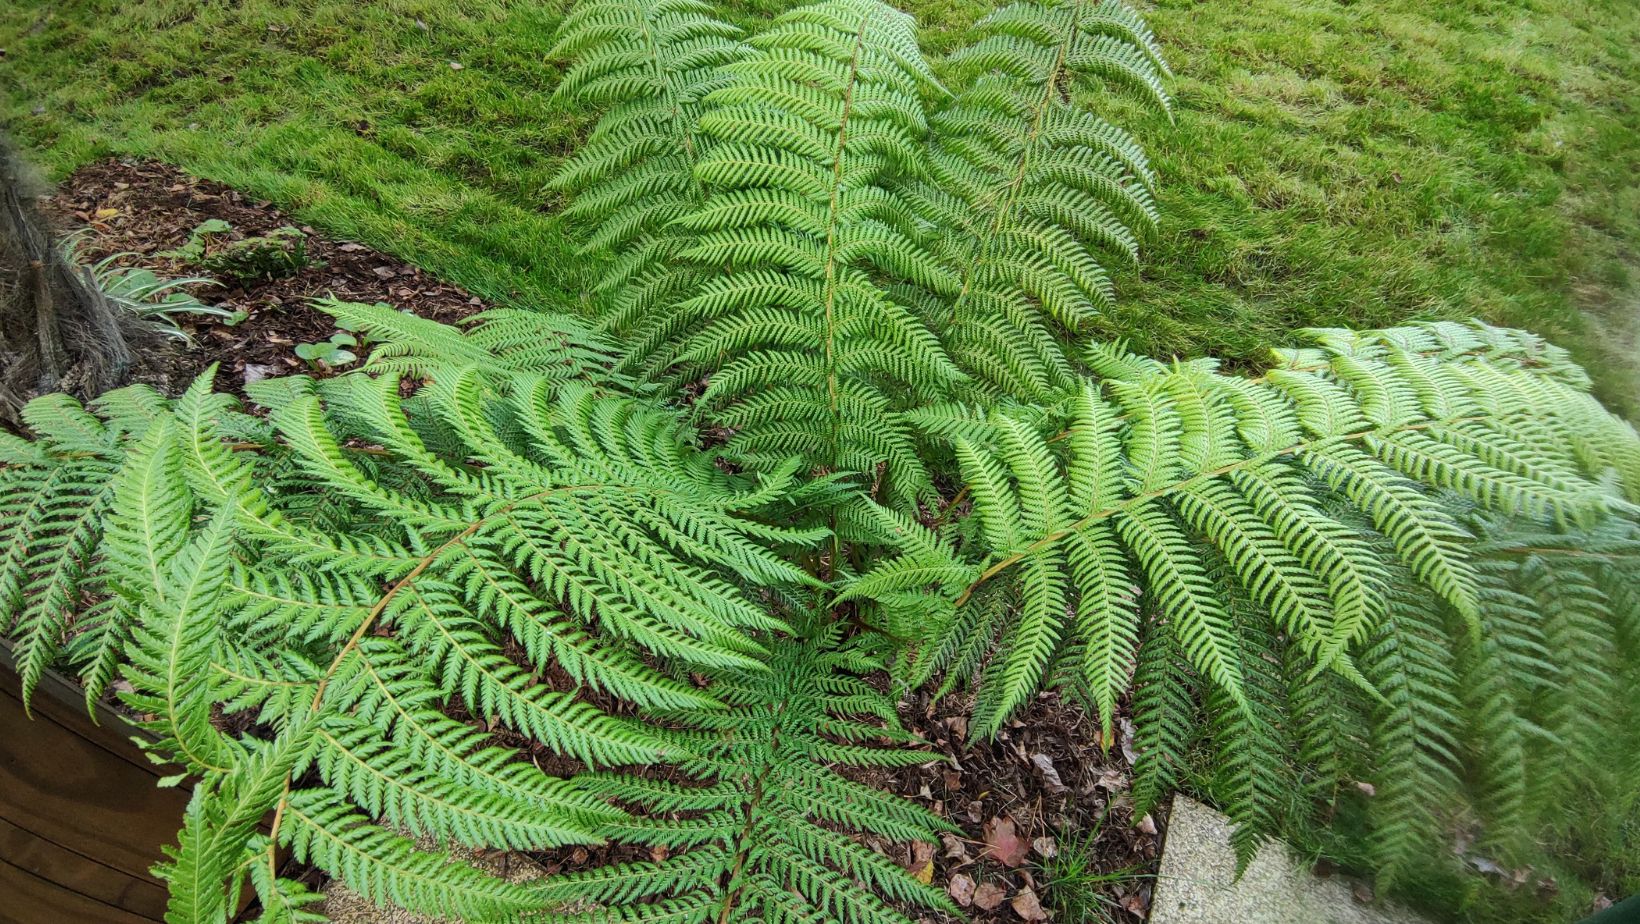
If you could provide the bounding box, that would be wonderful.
[608,0,963,508]
[850,321,1638,740]
[549,0,749,305]
[525,627,955,924]
[318,298,618,385]
[0,391,142,702]
[1128,624,1198,816]
[154,717,317,924]
[1,363,829,916]
[913,0,1170,401]
[283,788,548,922]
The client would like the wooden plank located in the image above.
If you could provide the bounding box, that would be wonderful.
[0,644,162,776]
[0,645,264,920]
[0,854,158,924]
[0,815,168,919]
[0,672,190,882]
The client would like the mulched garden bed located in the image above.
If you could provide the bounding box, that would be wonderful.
[43,158,486,396]
[880,690,1164,923]
[44,158,1166,923]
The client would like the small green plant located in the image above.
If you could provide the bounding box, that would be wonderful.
[2,1,1639,923]
[161,219,315,283]
[64,232,244,341]
[158,218,232,263]
[1042,823,1145,924]
[293,332,358,369]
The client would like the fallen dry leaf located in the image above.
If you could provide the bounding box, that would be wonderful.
[1119,716,1138,765]
[973,882,1007,912]
[1121,890,1149,916]
[908,840,936,884]
[984,816,1030,867]
[1011,887,1047,921]
[941,833,970,861]
[1031,753,1067,793]
[948,873,977,907]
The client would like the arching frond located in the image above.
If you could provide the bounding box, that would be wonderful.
[850,320,1638,745]
[613,0,963,508]
[549,0,750,305]
[0,365,825,917]
[913,0,1170,400]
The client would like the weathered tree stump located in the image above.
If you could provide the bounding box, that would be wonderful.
[0,137,135,425]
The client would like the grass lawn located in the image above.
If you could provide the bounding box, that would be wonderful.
[2,0,1636,417]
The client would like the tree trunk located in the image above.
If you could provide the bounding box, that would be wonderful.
[0,137,134,425]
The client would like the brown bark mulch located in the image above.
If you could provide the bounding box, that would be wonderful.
[42,158,485,397]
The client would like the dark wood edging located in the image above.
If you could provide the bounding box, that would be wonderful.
[0,644,185,924]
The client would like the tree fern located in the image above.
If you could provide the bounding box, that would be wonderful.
[847,321,1637,869]
[5,0,1640,917]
